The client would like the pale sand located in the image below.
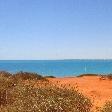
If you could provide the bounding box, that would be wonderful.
[48,76,112,108]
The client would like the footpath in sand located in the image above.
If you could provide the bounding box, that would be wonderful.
[48,76,112,108]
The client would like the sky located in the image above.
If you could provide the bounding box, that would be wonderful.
[0,0,112,60]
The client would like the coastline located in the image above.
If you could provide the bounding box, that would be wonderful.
[0,71,112,111]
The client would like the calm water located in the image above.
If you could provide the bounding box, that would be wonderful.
[0,60,112,77]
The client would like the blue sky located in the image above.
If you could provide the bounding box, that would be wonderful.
[0,0,112,60]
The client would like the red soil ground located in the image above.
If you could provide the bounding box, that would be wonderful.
[48,76,112,109]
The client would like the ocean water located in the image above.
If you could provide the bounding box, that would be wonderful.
[0,60,112,77]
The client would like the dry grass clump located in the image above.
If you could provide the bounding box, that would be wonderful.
[0,71,46,107]
[106,74,112,80]
[0,71,12,78]
[99,74,112,81]
[0,83,92,112]
[0,75,18,106]
[100,101,112,112]
[99,75,107,80]
[13,71,46,81]
[0,71,92,112]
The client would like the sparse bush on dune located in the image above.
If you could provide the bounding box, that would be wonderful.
[13,71,46,81]
[99,74,112,81]
[0,71,46,107]
[106,74,112,80]
[99,75,106,80]
[0,78,14,106]
[0,71,12,78]
[0,71,92,112]
[0,74,20,107]
[0,82,92,112]
[100,101,112,112]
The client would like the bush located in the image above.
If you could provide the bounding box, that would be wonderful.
[100,101,112,112]
[44,75,56,78]
[99,75,107,80]
[107,74,112,80]
[0,71,12,78]
[0,74,92,112]
[0,76,18,106]
[13,71,46,81]
[0,71,47,107]
[99,74,112,81]
[77,74,98,77]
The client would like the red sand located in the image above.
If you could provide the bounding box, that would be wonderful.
[48,76,112,108]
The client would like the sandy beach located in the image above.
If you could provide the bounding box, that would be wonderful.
[48,76,112,109]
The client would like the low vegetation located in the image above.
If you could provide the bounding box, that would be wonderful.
[0,71,93,112]
[106,74,112,80]
[13,71,46,81]
[99,74,112,80]
[77,74,98,77]
[0,71,12,77]
[1,71,112,112]
[77,73,112,81]
[44,75,56,78]
[100,101,112,112]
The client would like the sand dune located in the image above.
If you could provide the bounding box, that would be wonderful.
[48,76,112,108]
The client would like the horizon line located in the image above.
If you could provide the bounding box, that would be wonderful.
[0,59,112,61]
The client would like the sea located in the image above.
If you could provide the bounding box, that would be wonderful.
[0,60,112,77]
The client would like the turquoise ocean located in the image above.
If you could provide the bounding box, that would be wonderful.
[0,60,112,77]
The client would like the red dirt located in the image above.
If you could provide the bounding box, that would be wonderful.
[48,76,112,109]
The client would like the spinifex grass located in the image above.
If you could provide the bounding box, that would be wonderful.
[0,71,92,112]
[100,101,112,112]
